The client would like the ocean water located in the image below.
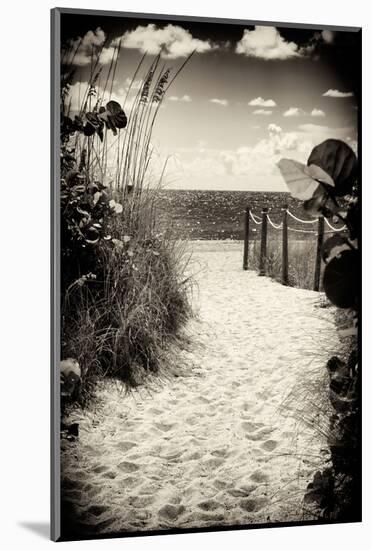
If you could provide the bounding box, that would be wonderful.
[157,190,309,240]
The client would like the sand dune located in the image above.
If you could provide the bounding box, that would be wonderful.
[61,240,339,536]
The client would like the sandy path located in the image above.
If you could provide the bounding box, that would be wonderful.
[62,241,338,536]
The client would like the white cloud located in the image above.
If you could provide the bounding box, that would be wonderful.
[295,123,357,154]
[66,23,217,65]
[63,27,116,66]
[168,95,192,102]
[167,121,357,190]
[248,97,277,107]
[267,124,299,151]
[66,81,136,114]
[322,89,354,98]
[268,123,282,135]
[283,107,307,117]
[210,98,229,107]
[179,125,306,183]
[311,108,326,117]
[82,27,106,47]
[122,24,215,58]
[298,123,331,133]
[253,109,272,116]
[124,78,143,91]
[221,126,302,178]
[236,26,301,60]
[283,107,325,117]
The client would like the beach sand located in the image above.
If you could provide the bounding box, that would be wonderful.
[61,240,339,536]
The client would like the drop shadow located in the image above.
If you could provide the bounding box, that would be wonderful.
[18,522,50,540]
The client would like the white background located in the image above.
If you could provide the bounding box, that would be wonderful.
[1,0,369,548]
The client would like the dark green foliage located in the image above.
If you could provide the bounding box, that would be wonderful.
[60,126,191,404]
[59,49,193,404]
[280,139,360,521]
[61,101,127,143]
[62,229,191,399]
[289,139,360,310]
[323,250,359,309]
[307,139,357,197]
[304,469,334,515]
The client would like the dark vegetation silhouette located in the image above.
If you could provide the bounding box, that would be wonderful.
[278,139,360,521]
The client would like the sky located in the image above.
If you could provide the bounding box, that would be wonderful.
[61,13,360,191]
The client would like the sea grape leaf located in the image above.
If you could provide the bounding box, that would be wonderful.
[321,235,350,264]
[106,100,122,115]
[323,249,358,309]
[276,159,320,200]
[307,139,357,197]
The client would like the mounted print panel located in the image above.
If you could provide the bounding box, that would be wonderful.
[51,7,361,542]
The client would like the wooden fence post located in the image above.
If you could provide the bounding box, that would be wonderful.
[314,216,324,291]
[259,208,268,276]
[282,206,288,285]
[243,207,250,271]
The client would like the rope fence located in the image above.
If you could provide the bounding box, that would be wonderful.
[243,205,346,291]
[324,217,346,232]
[266,214,283,230]
[249,211,262,225]
[286,210,317,224]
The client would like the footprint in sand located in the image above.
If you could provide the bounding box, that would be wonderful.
[91,464,108,474]
[87,504,109,517]
[185,451,203,461]
[210,448,228,458]
[102,471,117,480]
[124,452,143,462]
[139,481,162,495]
[246,427,275,441]
[250,470,270,483]
[117,461,140,473]
[227,484,257,497]
[116,441,137,452]
[214,479,232,490]
[85,517,115,532]
[197,499,221,511]
[186,415,199,426]
[121,476,141,488]
[203,457,224,469]
[64,489,84,501]
[84,505,109,517]
[70,470,89,480]
[160,450,185,461]
[154,422,175,432]
[128,495,156,508]
[239,483,258,494]
[242,421,260,432]
[158,504,186,521]
[135,510,152,521]
[261,440,278,452]
[197,396,211,404]
[239,497,268,513]
[83,484,99,497]
[148,407,163,416]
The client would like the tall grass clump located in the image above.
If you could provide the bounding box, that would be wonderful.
[249,237,318,290]
[60,41,194,402]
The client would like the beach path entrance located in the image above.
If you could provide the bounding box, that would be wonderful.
[62,240,339,534]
